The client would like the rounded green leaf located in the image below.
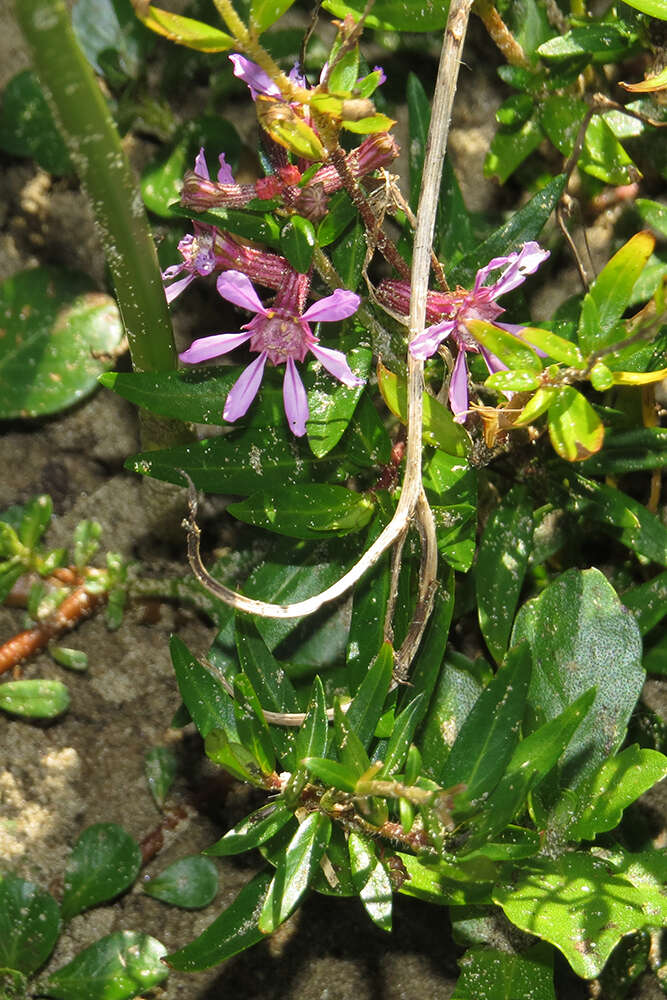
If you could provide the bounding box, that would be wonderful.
[144,746,178,809]
[0,268,123,419]
[0,874,61,975]
[61,823,142,921]
[143,856,218,909]
[0,680,70,719]
[0,70,72,174]
[547,387,605,462]
[44,930,168,1000]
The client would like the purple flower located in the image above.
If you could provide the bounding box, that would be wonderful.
[377,242,549,422]
[179,270,363,436]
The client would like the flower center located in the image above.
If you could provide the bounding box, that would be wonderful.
[248,310,314,366]
[179,232,215,275]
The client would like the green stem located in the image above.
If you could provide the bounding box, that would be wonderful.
[13,0,177,376]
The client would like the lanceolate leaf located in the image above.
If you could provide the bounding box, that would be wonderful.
[133,4,234,52]
[166,870,272,970]
[440,643,532,813]
[205,801,293,856]
[345,642,393,747]
[228,484,375,539]
[169,636,237,741]
[380,695,425,777]
[348,830,393,932]
[476,485,534,664]
[259,812,332,933]
[296,676,329,763]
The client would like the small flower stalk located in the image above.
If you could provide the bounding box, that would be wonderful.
[179,269,362,436]
[377,242,550,421]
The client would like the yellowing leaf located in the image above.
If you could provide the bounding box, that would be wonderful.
[612,366,667,385]
[620,65,667,92]
[132,3,234,52]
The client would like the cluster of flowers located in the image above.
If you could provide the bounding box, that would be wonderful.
[167,54,549,436]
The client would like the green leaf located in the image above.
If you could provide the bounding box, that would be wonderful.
[484,116,543,184]
[330,217,366,291]
[538,24,637,62]
[322,0,451,30]
[494,851,667,979]
[449,175,566,287]
[0,874,60,975]
[134,4,233,51]
[380,695,425,778]
[317,192,357,246]
[307,347,374,457]
[19,494,52,549]
[335,699,371,776]
[127,427,316,494]
[637,198,667,237]
[0,70,71,174]
[547,386,605,462]
[169,636,236,740]
[346,641,393,748]
[420,651,487,784]
[0,679,70,719]
[452,945,555,1000]
[401,580,456,730]
[348,830,392,932]
[302,756,359,792]
[166,869,272,970]
[0,268,123,419]
[620,0,667,15]
[279,215,316,273]
[51,646,89,672]
[204,729,266,786]
[622,569,667,635]
[377,363,469,456]
[578,231,655,355]
[171,202,281,246]
[141,116,241,218]
[205,801,293,856]
[570,476,667,567]
[72,0,149,79]
[233,673,277,776]
[228,484,375,540]
[568,745,667,840]
[259,812,332,932]
[476,485,534,664]
[143,856,218,909]
[513,568,645,823]
[519,326,584,366]
[466,321,543,372]
[470,690,595,843]
[61,823,142,921]
[440,643,532,813]
[144,746,178,809]
[346,521,391,690]
[43,931,167,1000]
[250,0,297,31]
[296,676,329,763]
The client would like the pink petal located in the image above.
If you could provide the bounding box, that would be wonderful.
[194,147,209,180]
[162,263,185,281]
[229,54,280,99]
[409,319,457,360]
[476,242,549,299]
[165,272,195,304]
[283,357,309,436]
[479,345,507,375]
[310,344,363,387]
[179,330,252,365]
[223,352,268,421]
[216,271,266,315]
[217,153,235,184]
[449,349,470,423]
[302,289,360,323]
